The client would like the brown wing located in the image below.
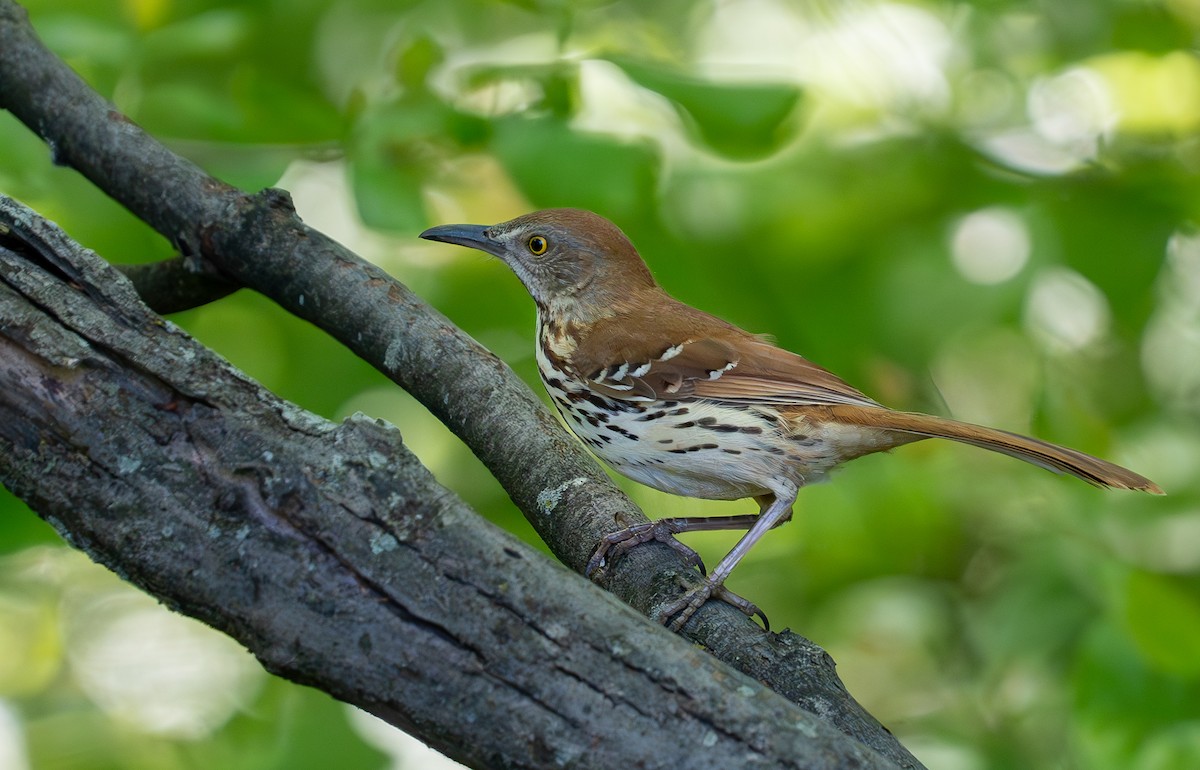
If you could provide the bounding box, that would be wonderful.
[569,301,879,408]
[690,337,879,407]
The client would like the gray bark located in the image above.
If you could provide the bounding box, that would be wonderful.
[0,195,895,769]
[0,1,924,767]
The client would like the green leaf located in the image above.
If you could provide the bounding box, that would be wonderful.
[491,116,659,217]
[0,488,59,554]
[1123,570,1200,677]
[190,680,389,770]
[139,8,253,61]
[396,35,444,92]
[349,99,445,232]
[462,61,580,118]
[609,57,804,160]
[1072,619,1200,769]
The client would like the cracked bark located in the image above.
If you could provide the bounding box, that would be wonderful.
[0,1,924,767]
[0,195,895,770]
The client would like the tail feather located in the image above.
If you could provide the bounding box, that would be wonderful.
[830,406,1163,494]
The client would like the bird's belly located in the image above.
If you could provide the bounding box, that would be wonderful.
[544,380,838,500]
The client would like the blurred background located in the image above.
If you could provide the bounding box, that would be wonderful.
[1,0,1198,767]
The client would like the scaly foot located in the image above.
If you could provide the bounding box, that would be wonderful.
[586,520,707,577]
[661,580,770,632]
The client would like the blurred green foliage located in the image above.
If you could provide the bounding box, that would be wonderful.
[2,0,1200,768]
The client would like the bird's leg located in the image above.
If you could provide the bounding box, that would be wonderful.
[587,495,794,579]
[586,514,762,577]
[661,487,798,632]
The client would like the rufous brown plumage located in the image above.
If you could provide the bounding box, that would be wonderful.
[421,208,1161,631]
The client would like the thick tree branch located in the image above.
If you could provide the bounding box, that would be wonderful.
[0,196,895,769]
[0,2,922,767]
[114,256,240,313]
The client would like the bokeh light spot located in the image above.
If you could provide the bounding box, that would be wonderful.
[949,207,1031,285]
[1024,267,1111,353]
[67,593,263,739]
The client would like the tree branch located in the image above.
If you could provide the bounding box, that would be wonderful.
[114,256,240,314]
[0,195,896,769]
[0,2,922,767]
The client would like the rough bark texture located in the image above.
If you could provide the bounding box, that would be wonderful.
[0,197,897,769]
[0,1,924,767]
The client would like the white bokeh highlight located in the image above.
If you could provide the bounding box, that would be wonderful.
[66,592,263,739]
[1142,228,1200,412]
[950,207,1031,285]
[1024,267,1111,353]
[0,700,30,770]
[696,0,954,115]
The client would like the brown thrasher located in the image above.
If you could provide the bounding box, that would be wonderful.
[421,208,1162,631]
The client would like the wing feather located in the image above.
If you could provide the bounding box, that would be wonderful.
[576,311,879,408]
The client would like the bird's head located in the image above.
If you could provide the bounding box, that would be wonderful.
[420,208,657,314]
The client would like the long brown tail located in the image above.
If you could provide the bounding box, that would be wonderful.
[830,405,1163,494]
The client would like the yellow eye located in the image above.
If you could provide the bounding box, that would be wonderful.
[527,235,548,255]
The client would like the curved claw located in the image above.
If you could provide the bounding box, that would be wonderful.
[586,521,707,578]
[660,580,768,632]
[714,585,770,632]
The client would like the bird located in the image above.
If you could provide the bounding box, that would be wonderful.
[420,208,1163,631]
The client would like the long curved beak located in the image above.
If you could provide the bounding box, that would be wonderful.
[419,223,506,258]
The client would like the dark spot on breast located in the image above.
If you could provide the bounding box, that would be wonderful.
[722,449,742,455]
[637,410,666,422]
[668,407,689,416]
[605,424,639,441]
[601,398,640,413]
[673,421,696,429]
[658,438,673,444]
[583,393,611,410]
